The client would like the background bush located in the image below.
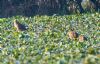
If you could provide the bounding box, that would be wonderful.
[0,0,100,17]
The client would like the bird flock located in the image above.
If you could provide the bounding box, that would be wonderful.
[13,19,87,42]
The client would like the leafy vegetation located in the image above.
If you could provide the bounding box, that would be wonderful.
[0,12,100,64]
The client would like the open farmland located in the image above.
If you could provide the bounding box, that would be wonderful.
[0,13,100,64]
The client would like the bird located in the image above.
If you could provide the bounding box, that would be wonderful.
[78,35,86,42]
[67,31,78,40]
[13,20,26,32]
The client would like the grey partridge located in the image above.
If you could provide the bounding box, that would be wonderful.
[78,35,86,42]
[13,20,26,32]
[67,31,78,40]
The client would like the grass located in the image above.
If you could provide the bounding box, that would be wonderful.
[0,12,100,64]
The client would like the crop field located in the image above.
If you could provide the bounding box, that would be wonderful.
[0,13,100,64]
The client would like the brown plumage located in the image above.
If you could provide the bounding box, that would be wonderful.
[78,35,86,42]
[13,20,26,32]
[67,31,78,40]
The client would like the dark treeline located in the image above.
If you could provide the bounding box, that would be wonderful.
[0,0,100,17]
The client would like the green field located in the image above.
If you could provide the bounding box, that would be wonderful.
[0,13,100,64]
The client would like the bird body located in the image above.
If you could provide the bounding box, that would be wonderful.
[13,20,26,32]
[67,31,78,40]
[78,35,85,42]
[67,30,87,41]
